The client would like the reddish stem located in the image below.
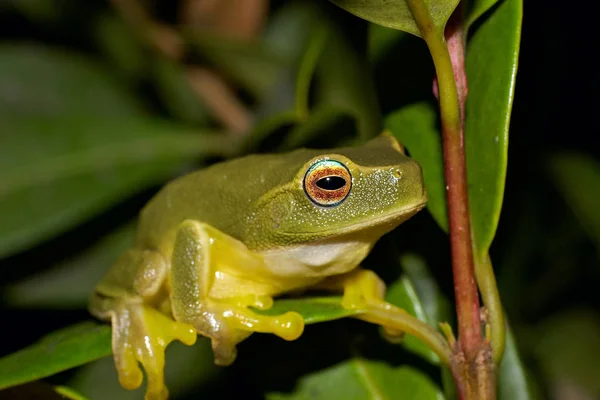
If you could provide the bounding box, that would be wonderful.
[439,5,482,362]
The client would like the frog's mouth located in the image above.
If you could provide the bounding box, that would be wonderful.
[316,201,427,239]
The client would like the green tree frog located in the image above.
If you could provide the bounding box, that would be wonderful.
[90,133,427,400]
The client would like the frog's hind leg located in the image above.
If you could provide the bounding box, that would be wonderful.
[90,250,196,400]
[316,268,406,338]
[169,220,305,366]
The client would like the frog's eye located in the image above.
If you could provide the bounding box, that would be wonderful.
[303,160,352,206]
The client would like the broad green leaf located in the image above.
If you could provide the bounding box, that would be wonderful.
[548,153,600,252]
[0,43,143,117]
[386,102,447,231]
[186,32,288,100]
[400,254,453,328]
[328,0,460,38]
[386,254,453,365]
[498,324,535,400]
[255,297,363,324]
[0,322,111,390]
[0,115,228,258]
[268,359,445,400]
[3,224,135,308]
[465,0,501,28]
[465,0,522,259]
[533,310,600,398]
[386,276,439,364]
[315,20,381,141]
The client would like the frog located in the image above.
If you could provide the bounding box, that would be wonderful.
[89,133,427,400]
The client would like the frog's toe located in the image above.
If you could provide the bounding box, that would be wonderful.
[145,378,169,400]
[114,345,144,390]
[249,295,274,310]
[272,312,304,341]
[211,338,238,366]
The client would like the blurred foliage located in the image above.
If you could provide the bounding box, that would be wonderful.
[0,0,597,399]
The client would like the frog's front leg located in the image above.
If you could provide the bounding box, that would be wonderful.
[169,220,305,366]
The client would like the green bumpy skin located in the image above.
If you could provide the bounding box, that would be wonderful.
[89,133,427,400]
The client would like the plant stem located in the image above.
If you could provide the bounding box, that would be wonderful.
[474,254,505,363]
[406,0,482,360]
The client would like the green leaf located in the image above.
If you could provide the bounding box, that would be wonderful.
[385,254,453,365]
[3,224,135,308]
[328,0,460,38]
[547,153,600,252]
[268,358,444,400]
[465,0,522,259]
[386,276,440,364]
[315,20,381,141]
[0,322,111,390]
[0,43,143,117]
[385,102,448,231]
[533,310,600,398]
[255,297,362,324]
[0,115,228,258]
[498,324,536,400]
[400,254,453,327]
[465,0,501,28]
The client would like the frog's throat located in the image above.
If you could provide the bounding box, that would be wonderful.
[258,202,426,279]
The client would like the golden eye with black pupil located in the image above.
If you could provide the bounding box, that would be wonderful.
[303,160,352,206]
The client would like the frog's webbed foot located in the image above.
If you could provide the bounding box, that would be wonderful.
[318,269,406,339]
[190,299,305,366]
[169,220,305,366]
[111,302,196,400]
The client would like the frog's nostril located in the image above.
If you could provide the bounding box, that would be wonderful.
[392,169,403,180]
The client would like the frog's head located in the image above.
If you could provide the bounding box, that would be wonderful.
[244,133,427,252]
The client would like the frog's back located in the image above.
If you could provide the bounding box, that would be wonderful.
[133,149,318,255]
